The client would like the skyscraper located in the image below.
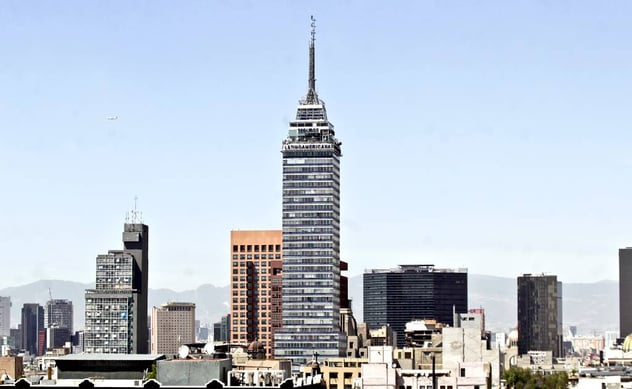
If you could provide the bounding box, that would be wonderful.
[45,299,73,349]
[150,302,195,355]
[21,303,44,356]
[363,265,468,347]
[230,230,282,359]
[274,17,346,368]
[84,218,149,354]
[0,297,10,338]
[517,273,563,358]
[45,299,73,333]
[620,248,632,337]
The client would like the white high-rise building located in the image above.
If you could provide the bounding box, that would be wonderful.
[0,297,10,337]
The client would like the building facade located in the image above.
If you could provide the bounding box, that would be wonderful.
[0,297,10,338]
[363,265,468,347]
[273,18,346,368]
[620,248,632,337]
[45,299,73,332]
[45,299,73,349]
[150,302,195,355]
[230,230,282,358]
[84,222,149,354]
[517,273,563,358]
[21,303,44,356]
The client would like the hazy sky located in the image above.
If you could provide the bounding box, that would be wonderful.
[1,1,631,291]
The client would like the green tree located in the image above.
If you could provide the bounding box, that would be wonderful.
[503,367,568,389]
[144,363,157,382]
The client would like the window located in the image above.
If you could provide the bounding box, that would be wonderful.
[460,368,465,377]
[240,245,245,252]
[233,245,238,252]
[247,245,252,252]
[254,245,260,252]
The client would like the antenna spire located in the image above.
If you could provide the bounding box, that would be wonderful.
[306,15,318,104]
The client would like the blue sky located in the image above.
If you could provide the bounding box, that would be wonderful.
[1,1,631,291]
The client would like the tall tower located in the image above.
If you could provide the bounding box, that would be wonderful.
[274,17,346,368]
[0,297,10,338]
[21,303,44,356]
[620,248,632,337]
[517,274,563,358]
[84,211,149,354]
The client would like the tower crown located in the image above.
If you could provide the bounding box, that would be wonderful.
[303,15,319,105]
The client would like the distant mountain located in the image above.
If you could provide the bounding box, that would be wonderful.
[0,280,230,331]
[0,275,619,336]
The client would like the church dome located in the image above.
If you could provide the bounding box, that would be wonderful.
[623,334,632,352]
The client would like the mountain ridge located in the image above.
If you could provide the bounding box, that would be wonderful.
[0,275,618,336]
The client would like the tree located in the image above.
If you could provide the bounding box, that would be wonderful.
[503,367,568,389]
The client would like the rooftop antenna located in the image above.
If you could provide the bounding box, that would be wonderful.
[126,195,143,224]
[305,15,318,104]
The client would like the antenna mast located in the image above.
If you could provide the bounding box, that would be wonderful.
[305,15,319,104]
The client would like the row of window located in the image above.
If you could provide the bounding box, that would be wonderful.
[232,254,281,260]
[233,244,281,253]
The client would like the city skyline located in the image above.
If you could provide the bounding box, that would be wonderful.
[2,2,632,291]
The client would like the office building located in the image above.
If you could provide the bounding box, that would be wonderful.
[213,314,230,343]
[45,299,73,349]
[620,248,632,337]
[150,302,195,355]
[45,299,73,332]
[84,219,149,354]
[0,297,10,338]
[273,18,346,368]
[517,273,563,358]
[21,303,44,356]
[363,265,468,347]
[230,230,282,358]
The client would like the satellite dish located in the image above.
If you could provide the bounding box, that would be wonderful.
[178,345,190,359]
[203,342,215,355]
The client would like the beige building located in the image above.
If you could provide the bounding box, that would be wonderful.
[230,230,282,358]
[150,302,195,355]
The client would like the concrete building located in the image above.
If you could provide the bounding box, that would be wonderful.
[517,273,563,358]
[230,229,282,358]
[45,299,73,333]
[0,297,10,338]
[150,302,195,355]
[363,265,468,347]
[21,303,44,356]
[273,18,346,369]
[84,220,149,354]
[45,299,73,349]
[620,247,632,338]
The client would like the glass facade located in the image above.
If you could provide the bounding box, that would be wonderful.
[363,265,468,348]
[275,101,345,367]
[274,23,346,369]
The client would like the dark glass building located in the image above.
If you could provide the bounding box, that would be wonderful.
[517,273,563,358]
[21,303,44,356]
[363,265,468,347]
[620,248,632,337]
